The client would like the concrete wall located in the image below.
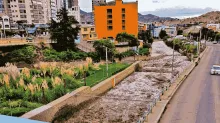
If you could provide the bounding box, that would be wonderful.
[21,61,140,122]
[0,38,49,46]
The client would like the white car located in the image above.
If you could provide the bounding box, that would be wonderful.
[213,41,217,44]
[210,65,220,75]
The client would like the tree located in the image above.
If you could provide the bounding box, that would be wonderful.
[116,32,139,47]
[16,20,27,36]
[215,33,220,41]
[30,23,35,28]
[138,30,154,44]
[201,27,209,40]
[93,39,116,60]
[50,7,80,51]
[177,30,183,35]
[159,30,168,39]
[207,29,216,41]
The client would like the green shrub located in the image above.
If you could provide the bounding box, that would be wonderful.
[143,43,152,48]
[43,48,88,62]
[62,75,80,90]
[3,45,36,64]
[115,50,136,60]
[139,48,150,56]
[30,69,41,76]
[44,89,56,103]
[87,52,100,62]
[52,85,66,100]
[4,88,25,100]
[0,107,31,116]
[30,90,44,103]
[43,48,60,61]
[0,100,43,116]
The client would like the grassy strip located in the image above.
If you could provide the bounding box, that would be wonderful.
[84,63,130,87]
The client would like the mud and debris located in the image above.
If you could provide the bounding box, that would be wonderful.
[65,41,192,123]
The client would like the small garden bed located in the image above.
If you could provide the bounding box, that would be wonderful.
[0,59,129,116]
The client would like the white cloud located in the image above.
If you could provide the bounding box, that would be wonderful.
[79,0,220,13]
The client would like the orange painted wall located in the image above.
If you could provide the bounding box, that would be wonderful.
[94,0,138,39]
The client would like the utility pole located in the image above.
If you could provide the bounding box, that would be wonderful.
[199,28,202,56]
[171,40,175,78]
[197,37,199,55]
[84,70,86,86]
[106,47,108,77]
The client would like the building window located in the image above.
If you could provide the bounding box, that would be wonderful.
[107,9,112,14]
[122,26,125,30]
[5,25,9,28]
[4,18,8,22]
[122,8,125,13]
[91,28,94,31]
[84,28,87,31]
[108,26,113,30]
[83,34,87,38]
[122,14,125,19]
[122,20,125,25]
[107,20,112,25]
[107,15,112,19]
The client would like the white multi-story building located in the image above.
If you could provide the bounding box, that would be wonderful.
[48,0,57,21]
[0,14,10,30]
[207,24,220,31]
[153,26,177,38]
[0,0,80,24]
[56,0,64,11]
[68,6,80,23]
[2,0,48,24]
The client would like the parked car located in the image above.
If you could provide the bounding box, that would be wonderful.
[26,37,33,42]
[210,65,220,75]
[213,41,217,44]
[12,34,21,38]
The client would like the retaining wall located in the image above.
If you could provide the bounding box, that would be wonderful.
[21,61,140,122]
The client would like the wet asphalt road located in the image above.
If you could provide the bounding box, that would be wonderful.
[160,43,220,123]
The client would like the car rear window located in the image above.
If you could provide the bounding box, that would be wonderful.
[213,66,220,70]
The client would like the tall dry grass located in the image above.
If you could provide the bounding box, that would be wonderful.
[22,67,30,78]
[3,74,10,87]
[0,63,20,80]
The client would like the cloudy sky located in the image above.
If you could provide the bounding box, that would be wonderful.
[79,0,220,17]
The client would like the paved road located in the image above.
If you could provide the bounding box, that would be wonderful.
[160,44,220,123]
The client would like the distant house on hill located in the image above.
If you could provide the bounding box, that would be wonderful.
[207,24,220,31]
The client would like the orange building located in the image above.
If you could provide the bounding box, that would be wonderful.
[94,0,138,40]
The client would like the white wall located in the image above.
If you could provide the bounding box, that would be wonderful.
[0,15,10,30]
[68,6,81,23]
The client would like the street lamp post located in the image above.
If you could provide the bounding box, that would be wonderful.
[106,47,109,77]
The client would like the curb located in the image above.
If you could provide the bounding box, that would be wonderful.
[143,47,209,123]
